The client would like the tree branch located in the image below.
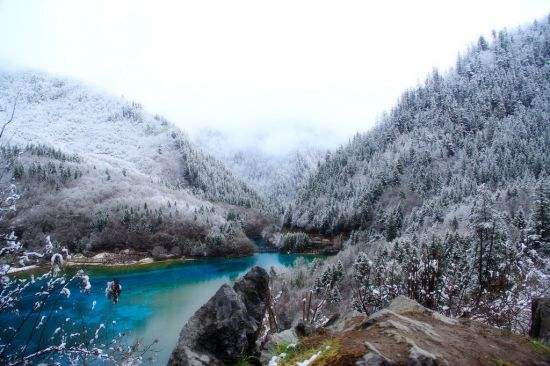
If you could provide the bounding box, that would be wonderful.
[0,92,20,142]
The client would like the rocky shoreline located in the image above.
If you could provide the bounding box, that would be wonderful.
[169,266,270,365]
[68,250,167,266]
[168,267,550,366]
[4,234,337,274]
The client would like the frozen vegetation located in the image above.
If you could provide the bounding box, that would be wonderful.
[0,167,155,364]
[286,19,550,237]
[272,18,550,333]
[0,70,266,257]
[1,12,550,366]
[193,128,326,214]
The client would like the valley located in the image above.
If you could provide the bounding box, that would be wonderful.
[0,10,549,366]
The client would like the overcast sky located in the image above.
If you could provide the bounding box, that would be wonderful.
[0,0,548,152]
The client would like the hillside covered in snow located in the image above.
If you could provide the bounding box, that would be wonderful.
[0,70,266,256]
[193,128,326,214]
[267,18,550,337]
[286,19,550,240]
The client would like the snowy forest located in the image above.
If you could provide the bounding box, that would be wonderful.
[0,72,267,257]
[194,128,326,214]
[0,8,549,366]
[271,17,550,333]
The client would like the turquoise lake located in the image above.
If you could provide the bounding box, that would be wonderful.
[2,252,319,365]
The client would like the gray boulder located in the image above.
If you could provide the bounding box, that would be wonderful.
[233,266,270,326]
[356,352,395,366]
[530,297,550,345]
[168,266,269,366]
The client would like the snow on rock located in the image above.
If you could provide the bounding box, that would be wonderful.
[6,265,38,273]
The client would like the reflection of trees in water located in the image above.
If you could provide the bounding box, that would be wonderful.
[276,253,297,267]
[277,253,323,268]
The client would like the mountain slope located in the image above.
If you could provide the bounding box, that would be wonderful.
[286,18,550,239]
[270,18,550,333]
[194,128,326,213]
[0,70,265,256]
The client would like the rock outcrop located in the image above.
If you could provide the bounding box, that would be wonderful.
[168,266,269,366]
[531,297,550,345]
[170,283,550,366]
[265,296,550,366]
[351,296,550,365]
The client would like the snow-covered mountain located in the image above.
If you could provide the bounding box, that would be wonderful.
[193,128,326,214]
[286,19,550,240]
[0,70,265,256]
[267,18,550,336]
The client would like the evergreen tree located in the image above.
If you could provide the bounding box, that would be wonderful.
[531,181,550,242]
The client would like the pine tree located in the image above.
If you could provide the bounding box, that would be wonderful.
[469,186,501,294]
[352,252,374,314]
[512,210,526,231]
[478,35,489,51]
[531,181,550,242]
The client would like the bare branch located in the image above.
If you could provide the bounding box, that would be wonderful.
[0,92,20,143]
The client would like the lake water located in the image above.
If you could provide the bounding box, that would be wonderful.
[2,252,319,365]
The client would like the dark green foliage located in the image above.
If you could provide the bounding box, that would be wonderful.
[383,206,402,241]
[226,210,238,221]
[531,182,550,242]
[1,144,84,191]
[92,211,109,232]
[278,232,311,251]
[24,143,80,162]
[314,260,344,305]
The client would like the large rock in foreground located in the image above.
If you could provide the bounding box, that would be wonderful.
[168,266,269,366]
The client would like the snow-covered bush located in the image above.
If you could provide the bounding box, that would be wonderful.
[0,232,158,364]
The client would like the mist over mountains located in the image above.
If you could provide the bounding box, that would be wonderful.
[193,127,327,213]
[1,4,550,366]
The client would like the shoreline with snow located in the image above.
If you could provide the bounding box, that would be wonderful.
[6,255,195,275]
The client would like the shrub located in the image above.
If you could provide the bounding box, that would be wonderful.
[151,245,167,259]
[278,232,311,252]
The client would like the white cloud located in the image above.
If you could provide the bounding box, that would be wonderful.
[0,0,548,151]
